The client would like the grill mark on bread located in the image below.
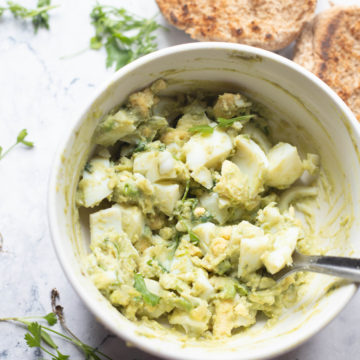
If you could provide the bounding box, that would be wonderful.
[319,63,327,80]
[320,12,343,61]
[294,5,360,121]
[251,21,261,33]
[232,28,244,37]
[170,11,178,24]
[182,4,189,16]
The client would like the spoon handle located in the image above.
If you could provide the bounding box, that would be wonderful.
[297,253,360,282]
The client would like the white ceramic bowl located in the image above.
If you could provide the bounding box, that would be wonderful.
[49,43,360,360]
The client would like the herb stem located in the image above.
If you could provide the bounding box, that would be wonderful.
[0,143,17,160]
[43,323,113,359]
[182,179,190,201]
[0,317,20,321]
[38,324,76,344]
[22,4,59,18]
[0,315,47,322]
[44,323,111,358]
[59,46,89,60]
[39,344,56,358]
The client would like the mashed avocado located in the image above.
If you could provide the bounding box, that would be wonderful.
[76,80,320,339]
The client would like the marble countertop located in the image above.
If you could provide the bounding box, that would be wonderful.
[0,0,359,359]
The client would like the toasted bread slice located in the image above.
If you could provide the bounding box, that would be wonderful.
[294,6,360,121]
[155,0,317,51]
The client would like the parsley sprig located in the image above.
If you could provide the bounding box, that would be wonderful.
[0,129,34,161]
[0,290,113,360]
[0,0,59,33]
[90,4,163,70]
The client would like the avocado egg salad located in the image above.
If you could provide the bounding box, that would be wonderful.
[76,80,320,339]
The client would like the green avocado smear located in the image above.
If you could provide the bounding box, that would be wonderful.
[76,79,321,339]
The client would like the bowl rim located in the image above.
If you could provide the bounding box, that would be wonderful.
[48,42,359,360]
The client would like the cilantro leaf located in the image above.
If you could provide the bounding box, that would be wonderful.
[217,115,255,127]
[198,213,214,223]
[84,161,93,173]
[133,141,147,153]
[6,0,58,32]
[168,232,181,258]
[24,322,41,348]
[188,125,214,135]
[16,129,34,148]
[56,351,70,360]
[24,332,39,348]
[16,129,28,142]
[133,273,160,306]
[173,297,193,312]
[216,259,232,275]
[158,262,169,273]
[43,312,57,326]
[7,1,30,17]
[90,5,163,70]
[16,129,34,147]
[32,0,52,33]
[90,36,102,50]
[188,230,200,246]
[105,37,132,69]
[234,282,249,296]
[21,139,34,147]
[41,330,58,349]
[121,183,139,198]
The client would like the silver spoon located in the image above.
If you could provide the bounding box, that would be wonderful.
[269,250,360,283]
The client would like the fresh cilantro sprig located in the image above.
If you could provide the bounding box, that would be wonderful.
[188,115,255,135]
[0,129,34,161]
[90,4,163,70]
[0,290,113,360]
[0,0,59,33]
[0,313,69,360]
[134,273,160,306]
[0,314,113,360]
[25,322,69,360]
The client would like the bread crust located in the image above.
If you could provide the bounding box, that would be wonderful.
[155,0,317,51]
[294,6,360,121]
